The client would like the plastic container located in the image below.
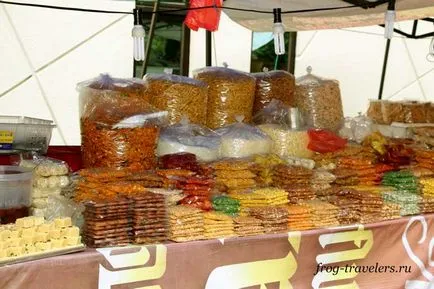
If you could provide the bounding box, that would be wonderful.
[0,116,55,153]
[0,166,33,224]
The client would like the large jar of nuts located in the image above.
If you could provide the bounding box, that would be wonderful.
[144,74,208,126]
[252,69,295,115]
[295,67,344,132]
[194,67,256,129]
[78,74,164,170]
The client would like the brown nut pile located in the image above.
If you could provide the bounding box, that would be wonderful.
[145,74,208,126]
[295,78,344,132]
[252,70,295,114]
[194,67,256,129]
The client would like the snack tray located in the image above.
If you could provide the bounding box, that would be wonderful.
[0,244,85,266]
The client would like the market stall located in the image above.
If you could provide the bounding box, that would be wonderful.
[0,1,434,289]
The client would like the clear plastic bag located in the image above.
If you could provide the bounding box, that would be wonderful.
[252,70,295,114]
[258,124,313,158]
[339,113,373,144]
[193,67,256,129]
[157,118,221,162]
[215,116,271,158]
[77,74,166,170]
[144,73,208,126]
[295,66,344,132]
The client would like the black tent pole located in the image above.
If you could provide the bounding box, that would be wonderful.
[206,31,212,66]
[378,38,391,100]
[378,0,395,100]
[141,0,160,78]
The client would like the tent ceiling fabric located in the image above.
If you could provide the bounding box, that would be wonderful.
[223,0,434,31]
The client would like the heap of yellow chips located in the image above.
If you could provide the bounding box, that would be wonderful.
[203,212,235,239]
[168,206,204,242]
[253,154,284,186]
[299,200,339,228]
[231,188,288,215]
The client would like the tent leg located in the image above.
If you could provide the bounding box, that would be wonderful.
[141,0,160,78]
[206,30,212,66]
[287,32,297,74]
[378,38,391,100]
[180,24,191,76]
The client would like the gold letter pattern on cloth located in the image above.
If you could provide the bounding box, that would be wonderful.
[97,245,167,289]
[312,225,374,289]
[204,232,301,289]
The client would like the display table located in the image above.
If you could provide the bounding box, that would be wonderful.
[1,214,433,289]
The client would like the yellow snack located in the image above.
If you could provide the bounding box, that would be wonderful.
[7,246,24,257]
[25,245,37,254]
[20,236,34,246]
[6,238,21,248]
[64,227,80,238]
[49,230,61,239]
[35,241,52,252]
[54,217,72,228]
[65,236,81,246]
[34,232,50,243]
[21,227,36,238]
[37,223,54,233]
[9,230,20,239]
[0,230,11,241]
[51,239,65,249]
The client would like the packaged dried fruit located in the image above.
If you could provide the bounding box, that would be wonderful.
[78,74,166,170]
[144,73,208,126]
[295,67,344,132]
[193,67,256,129]
[367,100,384,124]
[252,70,295,114]
[382,101,404,124]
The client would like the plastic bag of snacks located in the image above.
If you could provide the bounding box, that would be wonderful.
[339,113,373,144]
[78,74,166,170]
[193,66,256,129]
[295,66,344,132]
[157,118,221,162]
[215,116,271,158]
[307,129,347,153]
[144,73,208,126]
[255,100,312,158]
[252,70,295,114]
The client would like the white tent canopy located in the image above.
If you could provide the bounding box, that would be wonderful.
[223,0,434,31]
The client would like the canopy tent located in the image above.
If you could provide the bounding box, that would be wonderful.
[223,0,434,31]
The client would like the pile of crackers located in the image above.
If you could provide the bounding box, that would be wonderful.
[311,170,336,198]
[253,154,285,186]
[249,207,289,234]
[286,204,313,231]
[233,216,264,237]
[381,202,401,220]
[212,159,257,194]
[326,194,360,225]
[272,165,315,203]
[131,192,168,244]
[420,178,434,213]
[83,199,133,247]
[231,188,288,216]
[203,212,235,239]
[168,206,204,242]
[415,149,434,171]
[299,200,339,228]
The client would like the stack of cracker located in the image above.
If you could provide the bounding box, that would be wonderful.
[131,192,168,244]
[326,194,360,225]
[311,170,336,198]
[286,204,314,231]
[299,200,339,228]
[272,165,315,203]
[332,168,359,186]
[168,206,204,242]
[354,190,384,224]
[414,149,434,171]
[253,154,285,186]
[420,178,434,213]
[383,191,421,216]
[203,212,235,239]
[231,188,288,216]
[212,159,257,194]
[249,207,289,234]
[233,216,264,237]
[82,199,133,247]
[381,202,401,221]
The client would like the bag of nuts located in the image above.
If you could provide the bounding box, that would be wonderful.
[78,74,165,170]
[193,66,256,129]
[295,66,344,132]
[252,69,295,114]
[144,73,208,126]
